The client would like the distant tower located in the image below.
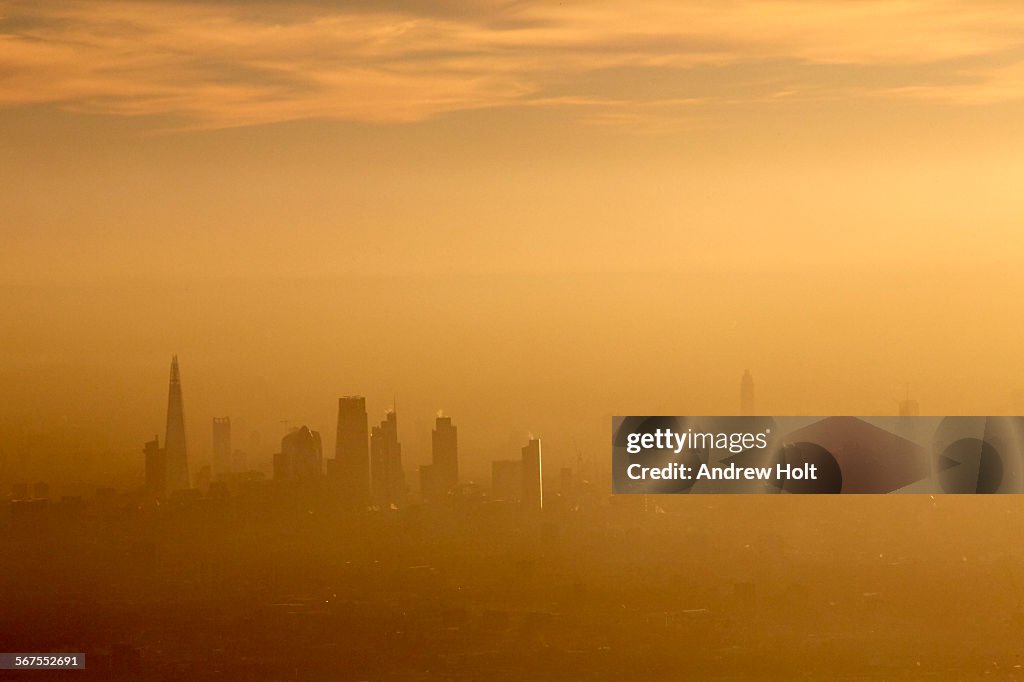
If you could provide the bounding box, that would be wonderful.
[521,437,543,511]
[431,414,458,495]
[740,369,755,416]
[898,385,920,417]
[334,396,370,506]
[212,417,232,476]
[370,409,406,509]
[164,356,190,492]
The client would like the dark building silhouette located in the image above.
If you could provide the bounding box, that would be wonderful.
[212,417,232,476]
[143,436,166,498]
[274,426,323,481]
[740,369,755,416]
[491,460,522,502]
[422,414,458,502]
[333,396,370,506]
[521,438,543,510]
[164,356,190,492]
[370,410,406,509]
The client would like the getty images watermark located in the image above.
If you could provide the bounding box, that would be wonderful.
[613,416,1024,494]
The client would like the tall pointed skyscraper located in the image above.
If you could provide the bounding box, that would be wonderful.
[164,355,190,492]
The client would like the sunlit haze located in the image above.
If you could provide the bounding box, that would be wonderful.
[3,0,1024,484]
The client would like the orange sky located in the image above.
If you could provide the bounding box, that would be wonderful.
[3,0,1024,280]
[2,1,1024,483]
[3,1,1024,281]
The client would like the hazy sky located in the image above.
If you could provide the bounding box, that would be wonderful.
[3,0,1024,279]
[3,1,1024,485]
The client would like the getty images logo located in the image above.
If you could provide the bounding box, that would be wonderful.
[625,427,770,455]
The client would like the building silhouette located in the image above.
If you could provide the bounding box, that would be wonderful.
[898,386,920,417]
[212,417,231,476]
[740,369,755,416]
[333,396,370,506]
[422,414,458,502]
[370,410,406,509]
[164,356,190,493]
[521,437,543,510]
[273,426,323,481]
[143,435,166,498]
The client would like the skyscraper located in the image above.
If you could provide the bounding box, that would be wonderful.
[212,417,231,476]
[740,369,755,416]
[431,414,458,496]
[164,356,190,493]
[334,396,370,506]
[521,437,543,511]
[273,426,323,481]
[370,409,406,509]
[143,436,166,498]
[420,414,459,503]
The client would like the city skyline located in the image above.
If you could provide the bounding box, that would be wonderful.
[145,359,778,502]
[135,360,937,505]
[142,356,552,506]
[19,330,1024,504]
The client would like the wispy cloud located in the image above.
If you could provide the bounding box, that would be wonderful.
[2,0,1024,129]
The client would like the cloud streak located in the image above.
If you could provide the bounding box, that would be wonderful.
[2,0,1024,129]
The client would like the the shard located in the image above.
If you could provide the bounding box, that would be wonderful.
[164,355,190,493]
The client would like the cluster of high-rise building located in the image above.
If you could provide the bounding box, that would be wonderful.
[139,362,777,508]
[143,357,546,510]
